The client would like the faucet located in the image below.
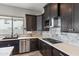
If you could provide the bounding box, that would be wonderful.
[13,33,18,38]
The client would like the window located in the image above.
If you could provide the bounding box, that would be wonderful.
[13,17,24,37]
[0,16,24,38]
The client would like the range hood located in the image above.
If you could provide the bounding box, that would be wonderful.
[50,17,61,28]
[50,3,61,28]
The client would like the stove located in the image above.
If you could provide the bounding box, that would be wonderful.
[42,38,62,44]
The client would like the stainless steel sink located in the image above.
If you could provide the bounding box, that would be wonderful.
[3,37,18,40]
[42,38,62,44]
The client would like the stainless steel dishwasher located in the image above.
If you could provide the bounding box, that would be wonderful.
[19,39,30,53]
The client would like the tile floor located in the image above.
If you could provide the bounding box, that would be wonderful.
[13,51,42,56]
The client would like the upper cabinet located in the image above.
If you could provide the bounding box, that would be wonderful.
[26,14,37,31]
[60,3,73,32]
[60,4,73,16]
[50,3,58,17]
[73,4,79,33]
[42,3,79,32]
[61,3,79,33]
[42,4,50,31]
[42,3,58,31]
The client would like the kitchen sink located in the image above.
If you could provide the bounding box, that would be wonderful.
[42,38,62,44]
[3,37,18,39]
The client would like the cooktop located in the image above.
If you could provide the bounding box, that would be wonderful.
[42,38,62,44]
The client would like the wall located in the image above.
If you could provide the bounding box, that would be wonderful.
[0,4,42,34]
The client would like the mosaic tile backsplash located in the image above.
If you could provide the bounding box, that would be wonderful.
[42,27,79,47]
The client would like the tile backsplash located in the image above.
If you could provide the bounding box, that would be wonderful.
[42,27,79,47]
[20,31,42,37]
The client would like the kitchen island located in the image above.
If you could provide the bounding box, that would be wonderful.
[0,46,14,56]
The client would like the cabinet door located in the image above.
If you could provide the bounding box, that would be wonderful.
[44,4,50,20]
[61,15,72,32]
[30,39,38,51]
[42,4,50,31]
[45,43,52,56]
[53,48,60,56]
[60,3,73,32]
[50,3,58,17]
[39,40,46,55]
[39,40,52,56]
[73,3,79,33]
[39,40,47,56]
[12,40,19,55]
[26,15,37,31]
[32,16,37,31]
[26,15,32,31]
[52,48,68,56]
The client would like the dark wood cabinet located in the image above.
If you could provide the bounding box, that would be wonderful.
[39,40,52,56]
[60,3,73,32]
[26,14,37,31]
[0,40,19,55]
[73,3,79,33]
[39,40,68,56]
[60,3,79,33]
[42,3,58,31]
[52,48,68,56]
[42,4,50,31]
[50,3,58,17]
[42,3,79,32]
[30,39,38,51]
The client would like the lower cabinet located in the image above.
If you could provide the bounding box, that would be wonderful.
[39,40,68,56]
[52,48,68,56]
[30,38,39,51]
[0,39,69,56]
[0,40,19,55]
[39,40,52,56]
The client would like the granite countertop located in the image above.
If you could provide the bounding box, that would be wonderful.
[18,37,40,39]
[0,37,79,56]
[0,37,41,41]
[39,38,79,56]
[0,46,14,56]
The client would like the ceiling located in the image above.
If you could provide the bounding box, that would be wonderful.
[1,3,47,13]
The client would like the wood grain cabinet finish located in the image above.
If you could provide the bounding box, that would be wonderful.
[50,3,58,17]
[30,39,39,51]
[39,40,52,56]
[38,40,68,56]
[42,3,79,33]
[73,3,79,33]
[26,14,37,31]
[42,4,50,31]
[60,3,79,33]
[52,47,68,56]
[42,3,58,31]
[60,3,73,32]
